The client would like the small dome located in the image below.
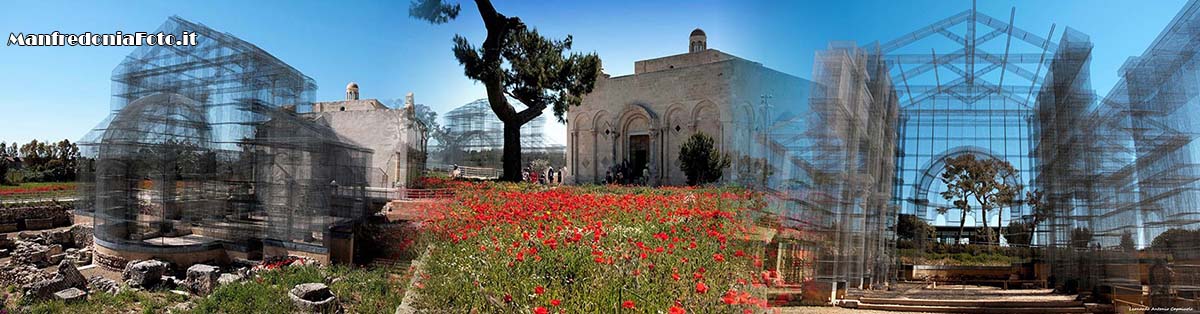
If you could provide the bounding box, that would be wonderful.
[690,28,706,37]
[346,82,359,90]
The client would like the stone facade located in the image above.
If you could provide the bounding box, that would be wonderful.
[306,86,427,188]
[567,29,810,185]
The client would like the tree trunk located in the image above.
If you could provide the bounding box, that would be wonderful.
[981,207,990,246]
[501,122,522,182]
[997,208,1004,246]
[958,209,967,245]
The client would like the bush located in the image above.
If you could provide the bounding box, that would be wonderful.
[1006,221,1032,247]
[678,133,731,186]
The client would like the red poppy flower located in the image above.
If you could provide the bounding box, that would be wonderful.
[695,282,709,294]
[534,307,549,314]
[713,253,725,262]
[672,273,681,281]
[550,299,561,306]
[669,305,686,314]
[621,300,636,309]
[534,286,545,295]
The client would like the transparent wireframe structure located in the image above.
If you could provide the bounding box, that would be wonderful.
[438,98,566,168]
[78,16,373,269]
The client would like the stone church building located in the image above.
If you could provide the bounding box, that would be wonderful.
[303,83,427,188]
[567,29,810,185]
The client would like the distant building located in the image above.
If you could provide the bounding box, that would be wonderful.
[305,84,427,188]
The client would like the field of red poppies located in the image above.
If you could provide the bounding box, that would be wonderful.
[412,181,775,313]
[0,182,76,200]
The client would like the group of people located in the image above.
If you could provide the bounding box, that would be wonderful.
[604,159,650,185]
[523,164,564,185]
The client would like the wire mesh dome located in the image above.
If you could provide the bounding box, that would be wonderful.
[93,92,222,247]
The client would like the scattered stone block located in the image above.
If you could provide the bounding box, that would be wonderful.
[122,260,168,288]
[87,276,119,295]
[12,241,51,267]
[217,273,244,285]
[22,260,88,301]
[53,287,87,303]
[48,253,65,265]
[185,264,221,295]
[290,283,338,313]
[43,229,72,246]
[47,244,63,256]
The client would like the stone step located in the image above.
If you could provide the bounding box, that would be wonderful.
[855,303,1091,313]
[858,297,1084,308]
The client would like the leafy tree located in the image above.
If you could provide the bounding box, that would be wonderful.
[1120,229,1136,252]
[1006,221,1032,247]
[410,104,452,153]
[1151,228,1200,253]
[6,139,80,183]
[1024,189,1054,235]
[1070,227,1093,249]
[678,133,730,186]
[897,214,936,248]
[0,142,9,185]
[937,153,1022,246]
[410,0,602,181]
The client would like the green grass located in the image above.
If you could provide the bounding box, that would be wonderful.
[186,265,405,314]
[8,265,407,313]
[17,288,185,314]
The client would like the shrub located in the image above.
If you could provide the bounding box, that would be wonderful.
[1005,221,1032,247]
[678,133,731,186]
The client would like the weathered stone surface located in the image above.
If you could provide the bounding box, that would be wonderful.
[88,276,119,294]
[47,244,63,256]
[43,229,73,246]
[290,283,338,313]
[167,301,195,314]
[58,260,87,288]
[22,260,88,300]
[17,231,39,240]
[217,273,243,285]
[69,225,94,248]
[48,253,66,265]
[53,287,87,303]
[12,240,51,267]
[0,262,50,287]
[0,202,72,226]
[122,260,168,288]
[185,264,220,295]
[66,248,92,265]
[24,218,54,230]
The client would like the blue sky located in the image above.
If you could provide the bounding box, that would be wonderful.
[0,0,1188,145]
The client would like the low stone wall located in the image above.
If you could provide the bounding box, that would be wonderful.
[0,203,72,231]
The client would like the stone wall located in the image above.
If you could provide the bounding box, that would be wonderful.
[306,108,425,187]
[0,203,72,231]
